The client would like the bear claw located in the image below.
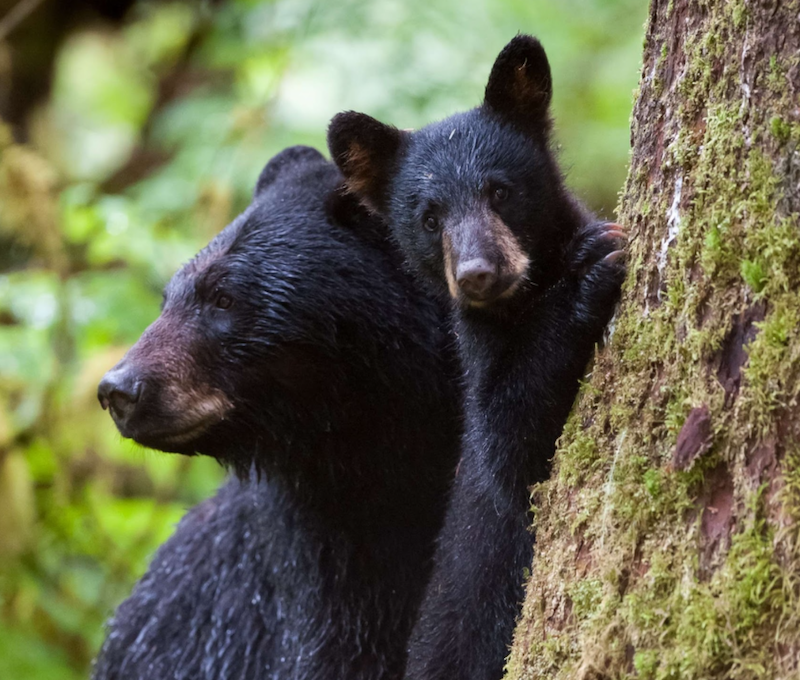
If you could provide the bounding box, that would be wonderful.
[603,249,626,264]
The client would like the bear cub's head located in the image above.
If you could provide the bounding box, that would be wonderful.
[329,35,578,309]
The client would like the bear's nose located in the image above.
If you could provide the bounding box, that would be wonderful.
[456,258,497,299]
[98,366,142,423]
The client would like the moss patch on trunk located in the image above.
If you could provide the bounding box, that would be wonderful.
[507,1,800,678]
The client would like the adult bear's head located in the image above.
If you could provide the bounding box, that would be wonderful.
[98,146,459,482]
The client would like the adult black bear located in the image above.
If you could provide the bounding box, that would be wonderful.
[94,146,461,680]
[329,35,625,680]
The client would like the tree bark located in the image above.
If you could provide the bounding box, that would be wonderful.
[506,1,800,678]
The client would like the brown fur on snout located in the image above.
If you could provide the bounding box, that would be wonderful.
[442,212,530,305]
[156,383,232,445]
[489,212,530,286]
[110,316,233,447]
[442,231,461,299]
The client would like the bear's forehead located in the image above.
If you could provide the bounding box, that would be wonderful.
[165,254,223,303]
[408,114,534,186]
[184,209,292,269]
[164,218,244,299]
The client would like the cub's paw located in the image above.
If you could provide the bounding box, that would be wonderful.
[567,221,627,322]
[568,221,626,275]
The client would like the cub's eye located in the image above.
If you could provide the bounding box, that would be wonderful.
[215,293,233,310]
[493,186,509,202]
[423,214,439,232]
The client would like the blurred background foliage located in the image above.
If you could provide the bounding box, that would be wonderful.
[0,0,647,676]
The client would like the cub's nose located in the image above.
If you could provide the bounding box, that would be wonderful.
[456,258,498,299]
[98,365,142,422]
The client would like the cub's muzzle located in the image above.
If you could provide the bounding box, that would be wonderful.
[443,212,530,306]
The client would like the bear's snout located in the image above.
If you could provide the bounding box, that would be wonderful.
[456,258,498,300]
[98,320,234,453]
[98,362,143,424]
[444,212,530,307]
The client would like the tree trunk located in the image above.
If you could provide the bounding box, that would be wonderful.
[506,1,800,678]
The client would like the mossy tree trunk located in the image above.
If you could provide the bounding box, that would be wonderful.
[506,1,800,678]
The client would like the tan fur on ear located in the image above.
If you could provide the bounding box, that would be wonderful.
[513,61,550,111]
[343,142,380,212]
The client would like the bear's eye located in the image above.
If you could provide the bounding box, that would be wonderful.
[215,293,233,310]
[492,186,509,202]
[423,214,439,233]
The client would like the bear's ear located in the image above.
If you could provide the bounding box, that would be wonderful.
[255,145,325,197]
[327,111,405,213]
[483,35,552,136]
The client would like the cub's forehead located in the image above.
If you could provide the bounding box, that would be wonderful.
[407,113,533,185]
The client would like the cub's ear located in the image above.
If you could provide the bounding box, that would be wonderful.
[484,35,552,136]
[255,145,325,197]
[327,111,405,213]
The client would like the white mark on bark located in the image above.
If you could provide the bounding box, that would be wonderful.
[740,27,753,148]
[604,307,619,343]
[656,175,683,296]
[600,430,627,550]
[647,58,658,85]
[740,26,751,104]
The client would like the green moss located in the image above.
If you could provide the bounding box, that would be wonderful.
[557,412,600,487]
[731,0,748,29]
[568,578,604,621]
[778,446,800,524]
[740,259,767,294]
[633,649,659,679]
[766,56,784,94]
[596,488,786,680]
[769,116,791,143]
[723,508,782,635]
[641,468,661,501]
[744,214,800,297]
[652,43,669,96]
[662,384,691,436]
[700,221,726,275]
[742,301,800,432]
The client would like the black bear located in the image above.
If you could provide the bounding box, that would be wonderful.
[93,146,462,680]
[329,35,625,680]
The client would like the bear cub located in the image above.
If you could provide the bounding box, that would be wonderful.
[94,146,461,680]
[329,35,625,680]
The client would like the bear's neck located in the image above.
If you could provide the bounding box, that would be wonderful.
[227,385,460,538]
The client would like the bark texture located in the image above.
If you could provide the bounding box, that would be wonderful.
[506,1,800,678]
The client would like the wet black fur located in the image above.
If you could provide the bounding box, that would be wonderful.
[92,146,462,680]
[328,35,625,680]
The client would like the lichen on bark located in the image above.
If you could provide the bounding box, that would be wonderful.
[506,1,800,678]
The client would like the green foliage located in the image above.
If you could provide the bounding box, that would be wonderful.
[0,0,645,675]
